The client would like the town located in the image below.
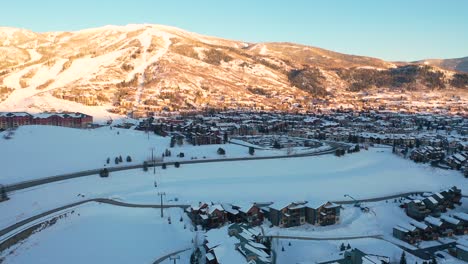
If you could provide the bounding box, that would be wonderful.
[0,108,467,263]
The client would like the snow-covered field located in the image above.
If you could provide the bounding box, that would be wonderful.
[0,203,193,264]
[275,238,419,264]
[0,125,329,184]
[0,146,465,233]
[0,126,466,264]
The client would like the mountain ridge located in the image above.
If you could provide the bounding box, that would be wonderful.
[0,24,466,118]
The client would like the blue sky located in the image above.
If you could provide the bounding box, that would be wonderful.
[1,0,467,61]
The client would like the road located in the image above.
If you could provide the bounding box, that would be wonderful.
[4,146,341,193]
[152,248,191,264]
[0,190,428,248]
[264,234,383,241]
[1,189,461,260]
[332,191,426,204]
[0,198,189,239]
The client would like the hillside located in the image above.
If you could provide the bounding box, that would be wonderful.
[0,24,467,119]
[413,56,468,73]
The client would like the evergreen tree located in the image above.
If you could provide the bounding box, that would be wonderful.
[177,136,183,146]
[335,149,342,157]
[346,243,351,250]
[249,147,255,155]
[126,156,132,162]
[165,149,171,157]
[119,155,123,162]
[273,140,281,149]
[1,186,8,200]
[106,157,110,164]
[99,168,109,177]
[400,251,407,264]
[115,157,119,164]
[217,147,226,155]
[340,243,346,251]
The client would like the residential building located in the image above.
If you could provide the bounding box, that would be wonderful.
[406,200,431,221]
[269,202,306,227]
[410,220,439,240]
[453,212,468,234]
[305,201,341,226]
[0,112,93,129]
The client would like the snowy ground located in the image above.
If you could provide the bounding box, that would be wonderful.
[266,198,467,242]
[274,238,420,264]
[0,203,193,264]
[0,125,330,184]
[0,131,466,264]
[0,147,465,234]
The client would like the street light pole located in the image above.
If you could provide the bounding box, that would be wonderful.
[157,192,166,218]
[169,255,180,264]
[344,194,360,207]
[150,147,156,174]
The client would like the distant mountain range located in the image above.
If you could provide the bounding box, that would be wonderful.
[0,24,466,118]
[412,57,468,73]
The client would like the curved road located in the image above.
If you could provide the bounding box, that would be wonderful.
[2,191,464,260]
[0,198,189,239]
[4,147,341,193]
[0,190,432,244]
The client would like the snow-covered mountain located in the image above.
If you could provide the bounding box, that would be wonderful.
[413,56,468,73]
[0,24,466,119]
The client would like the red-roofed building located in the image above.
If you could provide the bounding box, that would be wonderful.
[0,112,92,129]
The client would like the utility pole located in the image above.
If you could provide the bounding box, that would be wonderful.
[169,255,180,264]
[157,192,166,218]
[150,147,156,174]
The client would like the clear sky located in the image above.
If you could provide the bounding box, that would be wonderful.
[1,0,467,61]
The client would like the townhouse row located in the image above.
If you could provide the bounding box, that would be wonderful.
[186,200,341,230]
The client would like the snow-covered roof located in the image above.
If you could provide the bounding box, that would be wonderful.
[223,204,239,215]
[410,220,428,230]
[238,231,255,242]
[236,203,255,213]
[243,243,270,259]
[458,238,468,247]
[453,212,468,222]
[248,241,267,250]
[434,192,444,200]
[426,196,438,205]
[200,214,208,220]
[453,153,466,162]
[324,202,340,209]
[208,204,225,214]
[269,202,290,211]
[440,215,460,225]
[424,216,443,227]
[206,252,215,261]
[394,226,409,233]
[398,223,417,232]
[306,200,327,209]
[0,112,32,117]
